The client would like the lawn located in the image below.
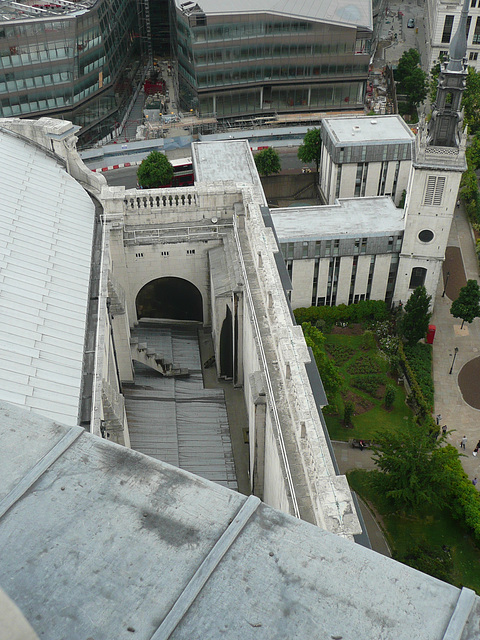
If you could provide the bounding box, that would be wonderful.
[323,331,413,441]
[348,469,480,593]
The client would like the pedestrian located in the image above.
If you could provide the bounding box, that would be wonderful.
[476,440,480,450]
[461,435,467,450]
[473,477,478,486]
[359,440,365,452]
[473,447,478,457]
[436,414,442,426]
[442,425,447,436]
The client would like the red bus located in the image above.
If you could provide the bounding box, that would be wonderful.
[171,157,194,187]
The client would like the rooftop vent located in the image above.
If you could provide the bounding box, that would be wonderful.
[352,125,361,135]
[370,120,378,124]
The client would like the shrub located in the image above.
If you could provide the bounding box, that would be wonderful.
[403,343,434,407]
[325,343,355,365]
[351,374,387,398]
[343,401,355,427]
[347,353,382,375]
[438,446,480,545]
[360,330,376,351]
[384,384,396,408]
[293,301,389,328]
[393,544,453,583]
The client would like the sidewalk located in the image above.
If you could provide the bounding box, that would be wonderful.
[431,203,480,483]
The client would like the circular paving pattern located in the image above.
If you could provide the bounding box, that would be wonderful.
[458,356,480,410]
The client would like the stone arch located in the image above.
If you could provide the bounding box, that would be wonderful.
[136,277,203,322]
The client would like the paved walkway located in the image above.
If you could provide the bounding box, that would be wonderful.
[432,202,480,483]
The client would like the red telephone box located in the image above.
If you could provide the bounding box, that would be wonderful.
[426,325,436,344]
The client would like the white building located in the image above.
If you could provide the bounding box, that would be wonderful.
[319,114,414,206]
[279,6,468,311]
[426,0,480,71]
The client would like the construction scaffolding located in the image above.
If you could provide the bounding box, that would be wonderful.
[136,0,153,72]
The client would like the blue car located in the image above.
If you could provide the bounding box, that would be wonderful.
[407,18,415,28]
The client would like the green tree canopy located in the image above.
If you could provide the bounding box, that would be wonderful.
[400,286,432,346]
[463,66,480,135]
[302,323,342,404]
[450,279,480,329]
[297,128,322,173]
[254,147,281,176]
[402,67,428,106]
[396,49,427,107]
[370,422,456,511]
[137,151,174,188]
[396,48,421,85]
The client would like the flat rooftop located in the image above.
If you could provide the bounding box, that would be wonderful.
[322,114,415,145]
[271,197,405,241]
[176,0,372,30]
[0,0,92,22]
[192,139,266,202]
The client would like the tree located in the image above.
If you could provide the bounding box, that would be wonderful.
[384,384,396,409]
[400,286,432,346]
[297,128,322,173]
[370,422,456,511]
[450,279,480,329]
[462,66,480,135]
[402,67,428,107]
[396,49,427,108]
[396,49,421,86]
[137,151,174,188]
[302,323,342,405]
[254,147,281,176]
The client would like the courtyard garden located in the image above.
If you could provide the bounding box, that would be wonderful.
[295,295,480,593]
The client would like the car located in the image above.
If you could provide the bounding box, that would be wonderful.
[407,18,415,28]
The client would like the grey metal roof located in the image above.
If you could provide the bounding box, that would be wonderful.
[176,0,372,30]
[1,400,480,640]
[0,128,95,426]
[125,322,237,489]
[271,196,405,241]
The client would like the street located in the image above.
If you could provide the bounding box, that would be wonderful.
[102,146,307,188]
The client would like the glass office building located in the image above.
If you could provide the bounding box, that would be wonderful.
[172,1,372,118]
[0,0,143,145]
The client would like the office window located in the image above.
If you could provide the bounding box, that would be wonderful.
[467,15,472,38]
[472,0,477,8]
[335,165,342,198]
[470,52,478,61]
[361,238,368,254]
[409,267,427,289]
[442,15,455,43]
[325,240,332,257]
[473,17,480,44]
[354,238,360,255]
[333,239,340,256]
[302,241,309,258]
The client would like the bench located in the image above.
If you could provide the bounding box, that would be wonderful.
[349,438,372,450]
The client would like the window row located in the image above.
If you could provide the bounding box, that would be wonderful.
[195,63,368,87]
[192,42,365,64]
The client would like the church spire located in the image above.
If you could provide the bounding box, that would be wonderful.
[448,0,470,71]
[426,0,469,147]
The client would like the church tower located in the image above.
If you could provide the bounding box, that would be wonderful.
[393,0,468,306]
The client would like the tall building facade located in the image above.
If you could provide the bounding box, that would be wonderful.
[0,0,144,145]
[426,0,480,71]
[171,0,372,118]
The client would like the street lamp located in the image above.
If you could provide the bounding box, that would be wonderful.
[449,347,459,375]
[442,271,450,297]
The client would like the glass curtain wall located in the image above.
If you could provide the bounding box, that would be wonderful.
[173,9,370,117]
[0,0,142,144]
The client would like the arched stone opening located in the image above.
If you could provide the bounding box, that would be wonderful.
[136,277,203,322]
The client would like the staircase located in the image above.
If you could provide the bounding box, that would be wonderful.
[101,379,125,433]
[130,336,189,377]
